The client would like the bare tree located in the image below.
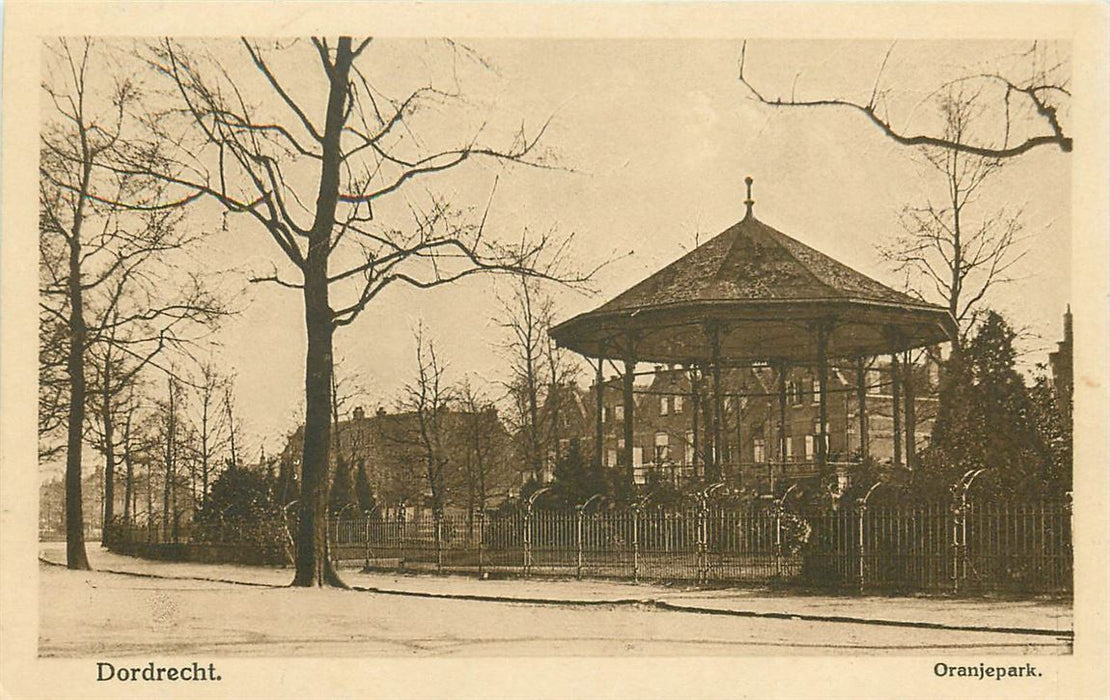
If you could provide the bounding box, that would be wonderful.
[328,364,369,512]
[117,37,586,586]
[542,306,581,467]
[39,38,222,569]
[38,314,70,463]
[738,40,1070,159]
[499,273,552,483]
[455,375,511,530]
[117,383,142,522]
[187,362,233,510]
[157,375,186,536]
[882,88,1027,345]
[398,325,455,519]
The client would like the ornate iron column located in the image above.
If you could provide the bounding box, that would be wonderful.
[903,350,916,470]
[891,352,902,469]
[816,321,830,479]
[777,361,788,489]
[708,323,724,482]
[595,355,605,470]
[856,356,869,463]
[689,364,702,480]
[622,341,636,493]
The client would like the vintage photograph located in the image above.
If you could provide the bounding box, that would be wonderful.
[4,3,1108,697]
[35,33,1076,651]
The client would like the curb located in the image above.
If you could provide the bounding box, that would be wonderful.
[41,557,1070,639]
[349,583,1073,639]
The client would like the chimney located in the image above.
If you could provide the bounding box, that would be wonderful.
[353,406,365,421]
[743,176,755,218]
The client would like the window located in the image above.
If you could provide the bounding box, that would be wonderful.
[684,430,695,465]
[673,395,684,414]
[654,432,670,463]
[785,437,794,460]
[660,397,669,416]
[633,447,643,468]
[790,381,803,406]
[615,404,624,421]
[811,379,821,405]
[618,438,625,450]
[805,435,815,460]
[754,438,766,463]
[606,449,617,467]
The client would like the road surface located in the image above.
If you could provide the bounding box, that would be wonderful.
[39,564,1070,657]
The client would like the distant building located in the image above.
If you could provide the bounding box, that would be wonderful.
[278,405,516,515]
[1048,306,1073,409]
[535,358,940,492]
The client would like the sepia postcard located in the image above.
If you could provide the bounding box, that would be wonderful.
[2,2,1108,698]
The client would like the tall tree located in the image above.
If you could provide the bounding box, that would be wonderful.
[187,362,233,510]
[128,37,583,586]
[40,38,220,569]
[882,88,1027,344]
[499,273,555,483]
[398,326,454,519]
[922,310,1049,493]
[543,301,581,467]
[455,375,512,527]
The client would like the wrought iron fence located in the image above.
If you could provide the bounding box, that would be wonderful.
[106,496,1072,595]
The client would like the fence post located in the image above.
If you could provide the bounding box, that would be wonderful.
[632,504,641,583]
[576,505,584,580]
[696,496,709,584]
[857,483,880,591]
[523,503,533,577]
[477,509,485,576]
[950,498,964,594]
[435,512,443,574]
[774,502,783,579]
[856,500,867,590]
[363,510,372,570]
[398,503,407,572]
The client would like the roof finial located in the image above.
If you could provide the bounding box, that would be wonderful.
[744,176,754,218]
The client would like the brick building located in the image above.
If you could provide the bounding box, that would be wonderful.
[538,357,939,493]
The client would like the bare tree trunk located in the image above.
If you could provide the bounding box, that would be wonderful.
[201,394,210,510]
[225,388,238,468]
[291,37,353,588]
[146,458,153,527]
[101,357,116,536]
[528,370,540,482]
[65,208,91,569]
[163,378,176,537]
[122,406,134,522]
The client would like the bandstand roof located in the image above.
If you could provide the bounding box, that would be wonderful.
[551,203,957,364]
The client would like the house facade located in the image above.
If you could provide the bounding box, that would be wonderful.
[538,357,940,493]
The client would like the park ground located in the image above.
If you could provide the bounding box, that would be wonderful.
[39,543,1072,657]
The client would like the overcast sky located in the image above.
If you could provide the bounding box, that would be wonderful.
[54,38,1073,460]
